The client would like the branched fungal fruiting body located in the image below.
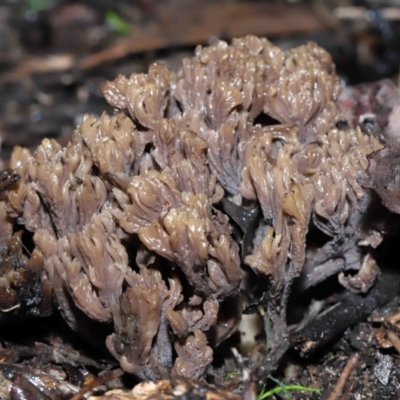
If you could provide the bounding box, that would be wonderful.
[0,36,387,380]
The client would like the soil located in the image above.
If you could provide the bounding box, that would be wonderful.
[1,1,400,399]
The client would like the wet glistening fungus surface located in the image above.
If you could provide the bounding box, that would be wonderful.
[1,35,398,390]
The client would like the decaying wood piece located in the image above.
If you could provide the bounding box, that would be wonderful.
[290,270,400,353]
[359,139,400,214]
[338,79,400,141]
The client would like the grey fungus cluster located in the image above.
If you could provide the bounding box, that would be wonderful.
[0,36,385,379]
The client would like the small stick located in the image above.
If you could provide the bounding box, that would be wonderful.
[342,378,356,400]
[326,353,359,400]
[69,368,124,400]
[290,271,400,352]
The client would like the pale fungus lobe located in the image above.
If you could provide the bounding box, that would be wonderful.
[2,36,386,378]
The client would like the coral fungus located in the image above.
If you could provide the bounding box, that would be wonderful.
[0,36,386,379]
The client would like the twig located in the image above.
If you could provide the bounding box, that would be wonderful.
[290,270,400,353]
[0,3,325,80]
[69,368,124,400]
[342,378,356,400]
[335,6,400,21]
[256,336,290,384]
[0,55,75,83]
[326,353,359,400]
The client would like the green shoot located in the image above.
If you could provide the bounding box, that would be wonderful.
[105,11,131,35]
[258,384,322,399]
[267,375,290,397]
[225,371,241,379]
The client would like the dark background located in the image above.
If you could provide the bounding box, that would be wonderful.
[1,0,400,160]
